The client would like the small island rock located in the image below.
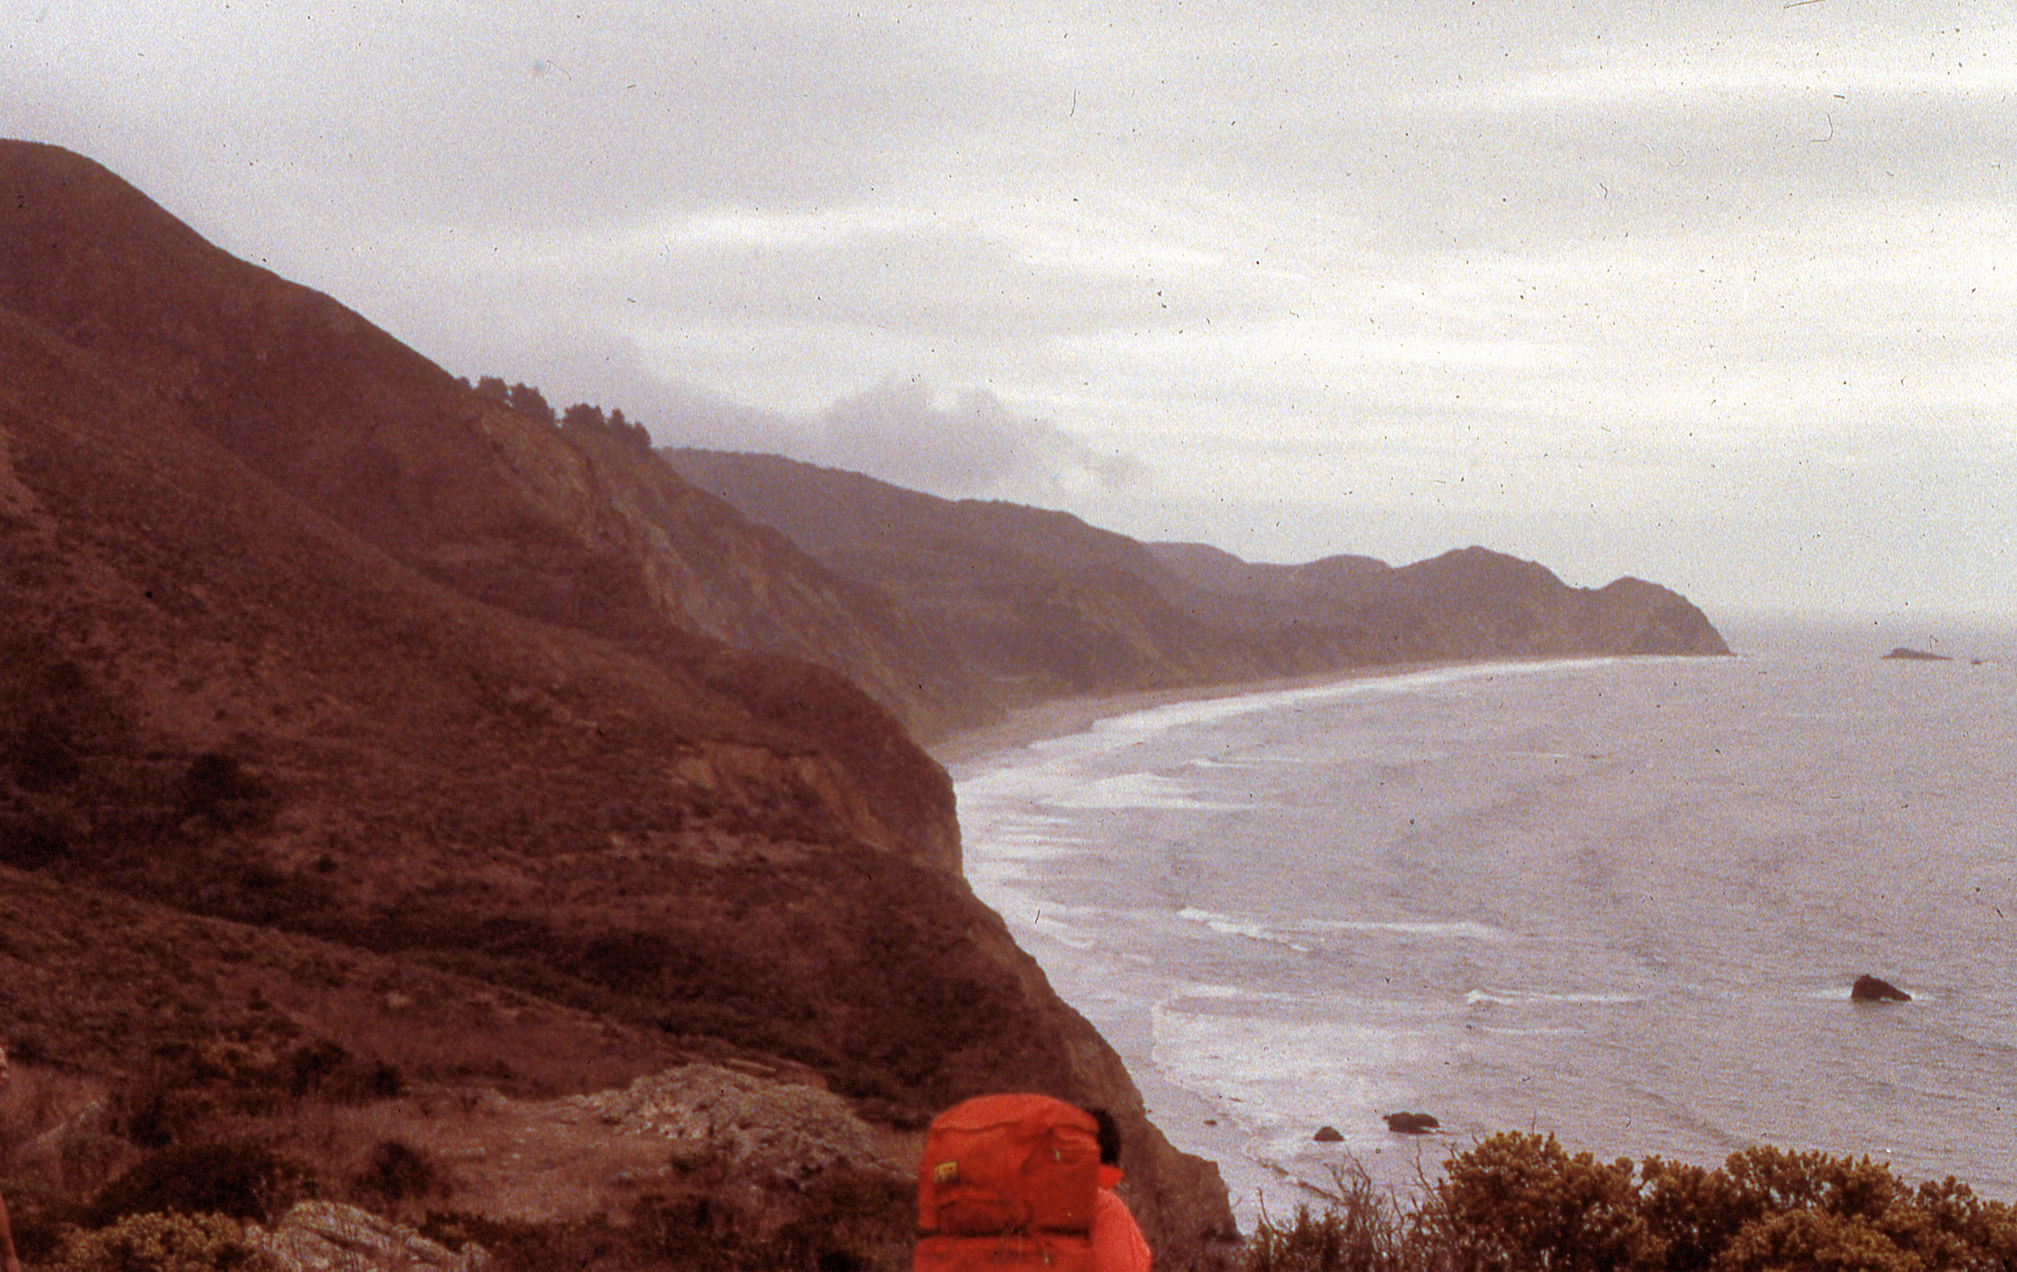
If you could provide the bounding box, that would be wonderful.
[1851,974,1912,1002]
[1313,1125,1344,1143]
[1384,1112,1440,1134]
[1883,647,1952,662]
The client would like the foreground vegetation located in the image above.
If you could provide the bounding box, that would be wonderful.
[1247,1132,2017,1272]
[10,1045,2016,1272]
[0,1050,913,1272]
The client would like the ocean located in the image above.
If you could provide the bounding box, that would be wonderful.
[947,616,2017,1223]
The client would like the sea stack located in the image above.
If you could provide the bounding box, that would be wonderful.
[1851,974,1912,1002]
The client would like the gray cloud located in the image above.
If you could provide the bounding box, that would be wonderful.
[8,0,2016,617]
[643,374,1148,500]
[813,378,1149,497]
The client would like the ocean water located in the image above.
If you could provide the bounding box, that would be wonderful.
[948,617,2017,1222]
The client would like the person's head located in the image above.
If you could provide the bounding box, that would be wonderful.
[1089,1107,1122,1167]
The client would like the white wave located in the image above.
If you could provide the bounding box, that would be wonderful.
[1175,907,1505,949]
[1164,980,1309,1005]
[1307,918,1508,942]
[1049,772,1249,811]
[1176,907,1315,953]
[1000,659,1621,771]
[1466,989,1647,1006]
[1151,1004,1420,1095]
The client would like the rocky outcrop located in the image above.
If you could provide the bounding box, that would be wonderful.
[248,1202,490,1272]
[1851,975,1912,1002]
[566,1064,899,1188]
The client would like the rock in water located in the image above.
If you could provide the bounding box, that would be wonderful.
[1851,974,1912,1002]
[1384,1112,1440,1134]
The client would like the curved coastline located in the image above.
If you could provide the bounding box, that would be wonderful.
[928,661,1451,770]
[937,640,2017,1219]
[928,654,1639,1222]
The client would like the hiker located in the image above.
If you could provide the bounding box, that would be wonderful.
[1088,1108,1152,1272]
[1,1045,18,1272]
[915,1093,1152,1271]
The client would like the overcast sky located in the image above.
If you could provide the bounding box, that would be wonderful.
[8,1,2015,622]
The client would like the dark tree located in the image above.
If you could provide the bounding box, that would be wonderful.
[562,402,607,430]
[506,382,556,423]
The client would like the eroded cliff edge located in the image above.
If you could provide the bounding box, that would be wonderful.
[0,140,1231,1259]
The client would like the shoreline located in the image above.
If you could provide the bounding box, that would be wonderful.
[928,660,1468,1223]
[924,651,1696,1222]
[926,662,1443,771]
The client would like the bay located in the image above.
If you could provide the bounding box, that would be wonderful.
[949,617,2017,1222]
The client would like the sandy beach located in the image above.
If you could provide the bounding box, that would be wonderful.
[926,664,1436,770]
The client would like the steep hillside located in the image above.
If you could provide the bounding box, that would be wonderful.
[0,143,986,740]
[543,415,990,735]
[666,449,1270,711]
[0,140,1231,1260]
[1153,542,1732,660]
[666,452,1730,713]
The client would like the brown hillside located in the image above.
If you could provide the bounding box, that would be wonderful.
[548,418,989,736]
[0,140,1232,1260]
[665,448,1270,713]
[666,451,1730,708]
[0,140,982,740]
[1149,543,1730,661]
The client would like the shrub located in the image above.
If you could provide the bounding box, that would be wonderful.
[1244,1164,1446,1272]
[284,1040,403,1102]
[89,1140,314,1226]
[351,1138,443,1205]
[1240,1135,2017,1272]
[111,1075,225,1150]
[177,754,272,829]
[1,1177,93,1265]
[1439,1132,1656,1272]
[768,1167,916,1272]
[54,1211,272,1272]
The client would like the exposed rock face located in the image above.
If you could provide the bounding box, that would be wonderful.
[1851,975,1912,1002]
[248,1202,490,1272]
[1883,647,1952,662]
[0,141,1231,1259]
[567,1064,898,1188]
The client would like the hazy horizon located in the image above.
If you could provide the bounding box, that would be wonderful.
[7,2,2014,620]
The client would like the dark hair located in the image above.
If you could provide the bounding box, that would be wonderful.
[1089,1107,1122,1166]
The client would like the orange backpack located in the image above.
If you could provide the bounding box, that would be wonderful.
[914,1093,1101,1271]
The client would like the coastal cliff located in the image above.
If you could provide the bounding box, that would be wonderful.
[0,140,1229,1262]
[1,139,1731,1268]
[665,451,1730,734]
